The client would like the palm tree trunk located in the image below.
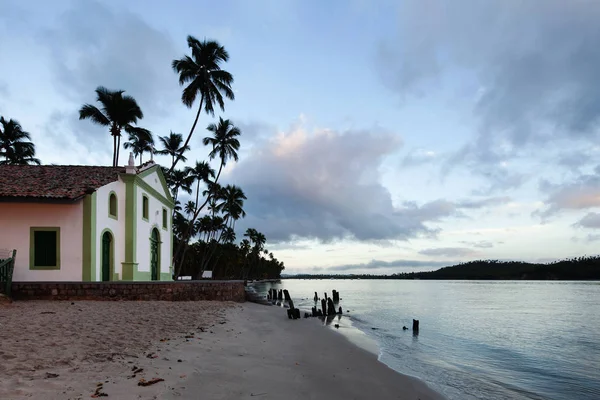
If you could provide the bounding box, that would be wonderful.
[194,179,201,213]
[169,97,204,173]
[116,134,122,166]
[214,161,224,185]
[112,135,117,167]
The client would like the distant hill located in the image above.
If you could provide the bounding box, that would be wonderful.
[289,256,600,280]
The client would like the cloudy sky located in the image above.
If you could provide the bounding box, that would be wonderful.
[2,0,600,275]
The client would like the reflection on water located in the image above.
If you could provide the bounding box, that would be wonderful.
[252,280,600,400]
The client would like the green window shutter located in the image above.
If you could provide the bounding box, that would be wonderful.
[162,208,167,228]
[34,230,57,267]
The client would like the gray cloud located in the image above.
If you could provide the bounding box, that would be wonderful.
[537,168,600,217]
[381,1,600,191]
[400,148,438,167]
[460,240,495,249]
[230,123,511,243]
[232,126,416,242]
[456,196,511,209]
[39,1,180,144]
[586,234,600,242]
[0,81,8,110]
[0,82,8,97]
[382,0,600,143]
[326,258,454,272]
[418,247,478,257]
[557,151,593,171]
[574,212,600,229]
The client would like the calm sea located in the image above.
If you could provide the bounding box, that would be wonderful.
[250,280,600,400]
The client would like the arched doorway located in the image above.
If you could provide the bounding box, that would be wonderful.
[101,231,113,281]
[150,228,160,281]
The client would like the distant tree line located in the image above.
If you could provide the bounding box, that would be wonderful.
[289,256,600,280]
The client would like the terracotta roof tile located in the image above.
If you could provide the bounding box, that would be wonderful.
[0,165,126,201]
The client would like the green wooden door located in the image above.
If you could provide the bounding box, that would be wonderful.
[102,232,112,282]
[150,229,159,281]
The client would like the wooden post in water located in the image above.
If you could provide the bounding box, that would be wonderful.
[412,319,419,332]
[338,306,343,314]
[321,299,327,316]
[314,292,319,302]
[278,289,283,300]
[332,290,339,303]
[283,289,291,302]
[327,298,336,316]
[287,298,296,319]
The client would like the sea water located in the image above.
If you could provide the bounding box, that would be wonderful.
[251,280,600,400]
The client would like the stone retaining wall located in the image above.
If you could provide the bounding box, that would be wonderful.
[10,281,246,302]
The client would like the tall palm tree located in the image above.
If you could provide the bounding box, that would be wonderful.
[170,36,235,173]
[156,131,190,166]
[165,168,194,203]
[185,161,216,210]
[243,228,266,279]
[217,184,247,230]
[173,162,217,276]
[123,127,154,164]
[79,86,144,167]
[203,118,241,182]
[221,227,236,244]
[0,117,40,165]
[184,200,196,216]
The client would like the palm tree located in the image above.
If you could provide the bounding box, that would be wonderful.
[243,228,266,279]
[165,168,194,203]
[156,131,190,166]
[203,118,241,182]
[221,227,236,244]
[170,36,235,172]
[0,117,40,165]
[217,184,246,230]
[185,161,216,209]
[79,86,144,167]
[123,127,154,164]
[184,200,196,216]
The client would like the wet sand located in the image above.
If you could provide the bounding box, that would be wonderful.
[0,301,443,399]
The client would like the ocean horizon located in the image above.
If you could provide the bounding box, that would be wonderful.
[251,279,600,400]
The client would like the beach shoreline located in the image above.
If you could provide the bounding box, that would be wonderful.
[1,300,444,399]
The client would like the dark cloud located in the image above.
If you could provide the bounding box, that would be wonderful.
[418,247,478,257]
[326,258,453,272]
[574,212,600,229]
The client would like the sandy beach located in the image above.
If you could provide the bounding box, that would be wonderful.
[0,301,443,400]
